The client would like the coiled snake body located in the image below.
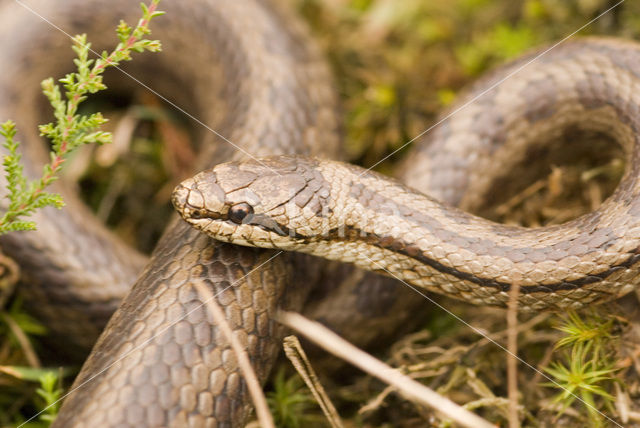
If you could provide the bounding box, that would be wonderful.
[2,0,640,426]
[2,1,341,426]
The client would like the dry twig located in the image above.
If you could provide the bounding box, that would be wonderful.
[507,281,521,428]
[283,335,344,427]
[277,311,494,428]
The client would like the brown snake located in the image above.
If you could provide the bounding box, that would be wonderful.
[174,35,640,311]
[2,0,640,426]
[2,0,343,426]
[174,145,638,310]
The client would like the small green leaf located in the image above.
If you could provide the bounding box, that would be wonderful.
[0,366,57,382]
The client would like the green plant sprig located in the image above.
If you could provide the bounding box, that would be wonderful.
[0,0,164,235]
[544,341,618,428]
[544,311,620,427]
[36,370,64,424]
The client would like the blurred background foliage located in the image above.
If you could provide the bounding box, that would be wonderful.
[289,0,640,170]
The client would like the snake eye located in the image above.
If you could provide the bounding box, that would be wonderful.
[228,203,254,224]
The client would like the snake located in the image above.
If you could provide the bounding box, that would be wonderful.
[1,0,639,426]
[172,143,637,310]
[1,0,342,426]
[173,35,640,311]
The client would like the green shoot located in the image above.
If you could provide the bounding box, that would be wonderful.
[554,311,613,351]
[36,371,63,424]
[267,368,317,428]
[544,312,620,427]
[0,0,164,235]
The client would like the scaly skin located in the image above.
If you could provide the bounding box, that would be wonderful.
[6,0,638,425]
[0,0,340,426]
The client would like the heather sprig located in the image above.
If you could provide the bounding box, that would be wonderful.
[0,0,163,234]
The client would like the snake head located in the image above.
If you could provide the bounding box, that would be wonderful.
[172,156,336,250]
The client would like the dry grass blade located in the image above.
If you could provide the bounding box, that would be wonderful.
[192,282,275,428]
[282,335,344,428]
[614,382,629,424]
[0,251,19,309]
[507,281,521,428]
[359,385,395,416]
[0,312,39,368]
[277,311,494,428]
[629,411,640,422]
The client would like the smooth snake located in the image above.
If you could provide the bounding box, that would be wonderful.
[1,0,640,426]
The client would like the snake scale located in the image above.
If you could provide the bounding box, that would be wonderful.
[2,0,640,426]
